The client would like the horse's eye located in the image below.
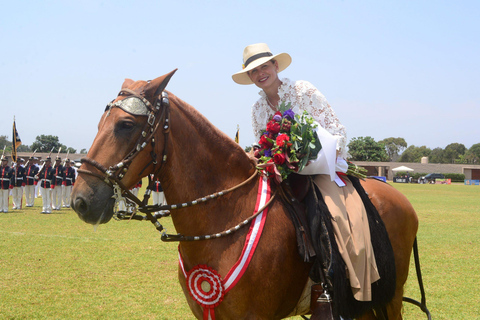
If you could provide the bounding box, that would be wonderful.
[118,121,135,131]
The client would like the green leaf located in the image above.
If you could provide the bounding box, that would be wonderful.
[278,102,292,113]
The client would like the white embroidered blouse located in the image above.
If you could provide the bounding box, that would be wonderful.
[251,78,348,159]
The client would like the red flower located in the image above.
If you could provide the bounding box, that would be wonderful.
[259,134,273,149]
[266,120,281,134]
[273,153,286,165]
[265,159,275,174]
[281,120,291,132]
[276,134,290,148]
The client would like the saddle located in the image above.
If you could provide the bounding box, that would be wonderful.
[279,174,396,320]
[279,174,315,262]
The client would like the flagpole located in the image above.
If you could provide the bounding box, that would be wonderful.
[12,116,17,162]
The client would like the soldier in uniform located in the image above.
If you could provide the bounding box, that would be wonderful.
[130,180,141,197]
[35,157,54,214]
[25,156,39,207]
[11,157,26,209]
[33,157,41,198]
[0,156,13,213]
[62,159,75,208]
[131,179,143,213]
[151,175,166,214]
[51,156,64,211]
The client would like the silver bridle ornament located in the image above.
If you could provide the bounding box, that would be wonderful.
[106,96,151,116]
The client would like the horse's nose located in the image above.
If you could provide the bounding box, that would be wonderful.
[72,196,89,217]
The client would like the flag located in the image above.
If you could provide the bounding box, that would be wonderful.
[12,120,22,162]
[235,125,239,144]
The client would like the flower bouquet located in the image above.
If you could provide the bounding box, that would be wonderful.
[255,102,322,182]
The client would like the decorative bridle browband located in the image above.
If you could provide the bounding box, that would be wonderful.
[78,88,172,230]
[78,88,276,241]
[80,88,170,179]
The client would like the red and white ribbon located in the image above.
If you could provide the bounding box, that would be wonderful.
[179,176,271,320]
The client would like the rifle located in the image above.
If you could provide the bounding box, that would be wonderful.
[24,149,38,168]
[1,146,5,161]
[36,147,55,178]
[55,147,62,165]
[62,150,70,167]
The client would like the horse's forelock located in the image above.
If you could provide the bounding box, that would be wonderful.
[117,71,177,106]
[121,78,135,89]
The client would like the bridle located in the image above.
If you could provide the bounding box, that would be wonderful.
[78,87,172,231]
[82,88,171,182]
[77,87,275,241]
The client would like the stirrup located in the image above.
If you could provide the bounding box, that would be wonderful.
[310,284,334,320]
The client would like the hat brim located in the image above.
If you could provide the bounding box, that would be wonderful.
[232,52,291,85]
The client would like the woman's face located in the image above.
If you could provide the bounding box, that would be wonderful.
[248,60,279,90]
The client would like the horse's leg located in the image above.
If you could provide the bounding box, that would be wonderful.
[361,179,419,320]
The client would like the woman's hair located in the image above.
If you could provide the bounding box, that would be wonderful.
[247,60,276,76]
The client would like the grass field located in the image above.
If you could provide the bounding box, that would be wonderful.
[0,183,479,319]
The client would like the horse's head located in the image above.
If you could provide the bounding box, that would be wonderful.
[71,70,177,225]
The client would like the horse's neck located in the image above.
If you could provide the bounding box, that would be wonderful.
[159,95,257,265]
[163,95,251,187]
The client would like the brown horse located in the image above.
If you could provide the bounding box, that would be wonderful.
[71,71,418,319]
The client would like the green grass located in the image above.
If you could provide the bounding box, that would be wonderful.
[0,195,191,319]
[0,183,479,319]
[393,183,480,319]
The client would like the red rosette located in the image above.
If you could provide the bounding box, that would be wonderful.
[186,265,225,309]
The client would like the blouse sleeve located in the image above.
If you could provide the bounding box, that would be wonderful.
[295,81,348,159]
[251,97,274,142]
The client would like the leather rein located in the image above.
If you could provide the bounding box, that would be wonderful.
[77,89,275,242]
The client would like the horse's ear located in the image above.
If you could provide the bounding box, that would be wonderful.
[121,79,135,89]
[145,69,178,100]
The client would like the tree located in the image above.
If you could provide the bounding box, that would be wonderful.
[428,147,444,163]
[347,136,388,161]
[0,135,30,152]
[399,145,431,162]
[80,148,88,154]
[378,137,407,161]
[30,135,67,153]
[0,135,10,149]
[65,147,77,154]
[466,143,480,164]
[18,145,31,152]
[443,143,466,164]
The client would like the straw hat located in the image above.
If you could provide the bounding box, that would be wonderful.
[232,43,291,85]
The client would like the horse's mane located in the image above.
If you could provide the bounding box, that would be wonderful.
[166,91,249,156]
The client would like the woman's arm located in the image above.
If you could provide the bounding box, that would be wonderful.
[296,81,347,159]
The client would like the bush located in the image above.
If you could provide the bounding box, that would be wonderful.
[412,172,427,180]
[394,171,409,177]
[444,173,465,182]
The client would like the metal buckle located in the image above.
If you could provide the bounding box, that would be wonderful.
[147,113,155,125]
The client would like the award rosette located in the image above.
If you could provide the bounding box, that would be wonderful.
[186,264,225,309]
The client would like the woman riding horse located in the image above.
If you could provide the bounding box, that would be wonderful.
[233,43,379,303]
[71,70,418,319]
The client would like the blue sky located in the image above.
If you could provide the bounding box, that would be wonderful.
[1,0,479,153]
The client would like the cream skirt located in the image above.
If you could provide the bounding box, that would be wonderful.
[314,174,380,301]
